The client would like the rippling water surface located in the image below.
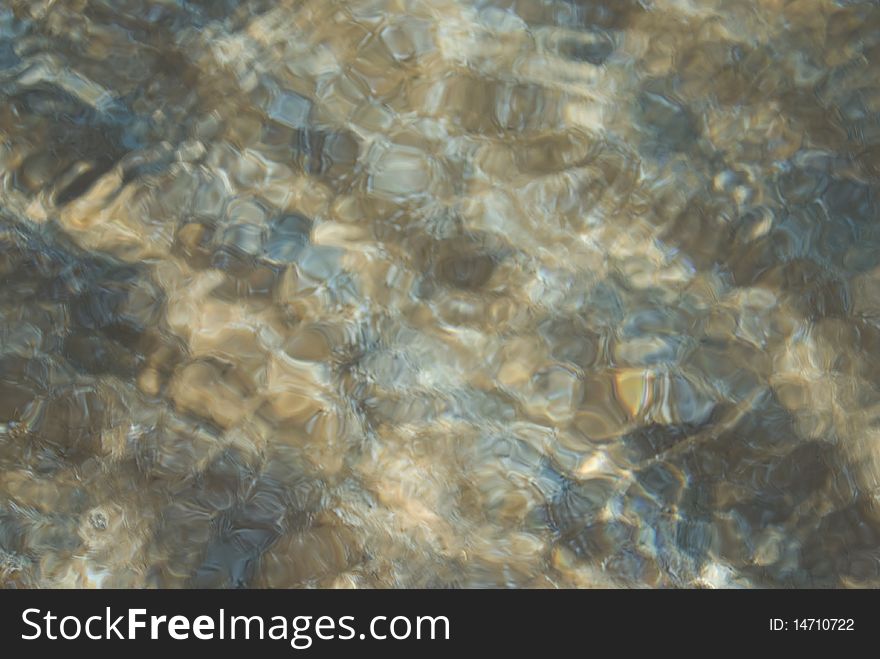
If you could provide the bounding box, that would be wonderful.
[2,0,880,588]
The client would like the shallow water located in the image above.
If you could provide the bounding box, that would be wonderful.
[1,0,880,588]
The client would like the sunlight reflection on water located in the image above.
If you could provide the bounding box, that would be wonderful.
[1,0,880,588]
